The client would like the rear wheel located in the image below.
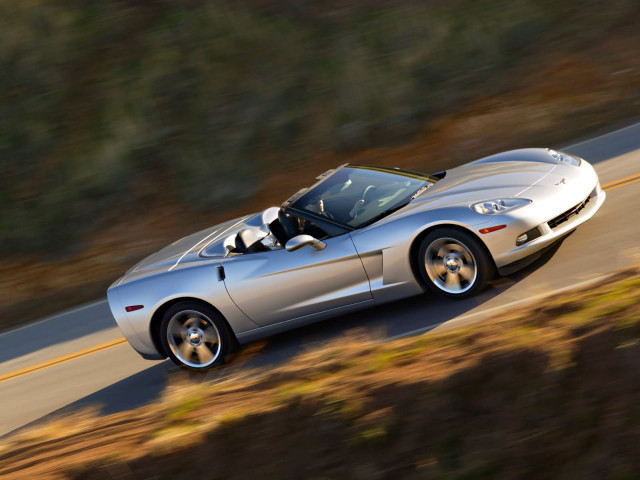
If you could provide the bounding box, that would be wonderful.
[160,301,232,370]
[418,228,494,298]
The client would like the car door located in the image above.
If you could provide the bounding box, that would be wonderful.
[221,233,372,326]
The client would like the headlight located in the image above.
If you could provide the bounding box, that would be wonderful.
[471,198,531,215]
[546,149,581,166]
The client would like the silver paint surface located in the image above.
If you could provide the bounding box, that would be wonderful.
[107,148,605,359]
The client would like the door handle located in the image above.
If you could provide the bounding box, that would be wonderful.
[217,266,226,281]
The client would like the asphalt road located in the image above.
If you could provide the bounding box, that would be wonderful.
[1,123,639,437]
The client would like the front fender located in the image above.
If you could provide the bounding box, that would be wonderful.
[350,206,491,302]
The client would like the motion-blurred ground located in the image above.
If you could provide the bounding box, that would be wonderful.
[2,268,639,479]
[2,0,639,327]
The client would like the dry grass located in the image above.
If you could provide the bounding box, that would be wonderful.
[1,268,640,479]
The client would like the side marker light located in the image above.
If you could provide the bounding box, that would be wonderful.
[479,225,507,234]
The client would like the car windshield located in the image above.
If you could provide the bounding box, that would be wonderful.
[290,165,438,229]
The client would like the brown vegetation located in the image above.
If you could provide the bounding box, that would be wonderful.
[1,269,639,479]
[3,15,640,330]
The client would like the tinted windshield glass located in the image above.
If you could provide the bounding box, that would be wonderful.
[291,166,437,228]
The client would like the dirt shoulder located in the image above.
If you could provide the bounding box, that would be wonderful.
[1,267,639,479]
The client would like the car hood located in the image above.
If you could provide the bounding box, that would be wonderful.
[388,149,565,218]
[432,159,555,198]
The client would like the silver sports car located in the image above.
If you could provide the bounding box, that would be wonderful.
[107,148,605,370]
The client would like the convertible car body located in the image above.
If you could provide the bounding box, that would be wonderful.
[107,148,605,369]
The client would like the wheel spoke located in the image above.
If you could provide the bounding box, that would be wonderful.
[433,261,446,277]
[436,245,448,259]
[202,329,220,344]
[178,341,194,361]
[446,242,460,253]
[195,344,214,364]
[170,321,185,338]
[186,316,200,328]
[459,265,475,282]
[445,272,461,290]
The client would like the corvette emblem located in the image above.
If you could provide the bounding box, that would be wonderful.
[555,178,566,185]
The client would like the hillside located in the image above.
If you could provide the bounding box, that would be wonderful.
[2,0,640,326]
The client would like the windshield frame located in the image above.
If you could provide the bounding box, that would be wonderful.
[287,164,439,230]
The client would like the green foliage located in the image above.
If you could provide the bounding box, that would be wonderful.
[164,395,204,422]
[0,0,635,255]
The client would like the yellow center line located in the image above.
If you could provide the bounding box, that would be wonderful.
[602,173,640,191]
[0,337,127,384]
[1,172,639,385]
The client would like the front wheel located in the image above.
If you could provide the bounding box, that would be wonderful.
[418,228,494,299]
[160,301,233,370]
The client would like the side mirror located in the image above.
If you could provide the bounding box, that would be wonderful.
[285,234,326,252]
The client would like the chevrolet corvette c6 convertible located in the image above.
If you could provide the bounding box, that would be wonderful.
[107,148,605,370]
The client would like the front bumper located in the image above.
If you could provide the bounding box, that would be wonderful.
[489,181,606,270]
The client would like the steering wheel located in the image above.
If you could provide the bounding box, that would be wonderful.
[350,185,377,219]
[361,185,377,203]
[278,209,299,241]
[318,198,334,220]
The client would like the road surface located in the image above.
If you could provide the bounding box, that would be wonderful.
[1,122,639,437]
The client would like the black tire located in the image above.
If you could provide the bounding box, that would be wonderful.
[417,227,495,299]
[159,301,233,370]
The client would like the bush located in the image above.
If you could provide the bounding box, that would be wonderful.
[0,0,636,255]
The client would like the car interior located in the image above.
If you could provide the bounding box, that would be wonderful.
[224,208,330,256]
[219,166,438,256]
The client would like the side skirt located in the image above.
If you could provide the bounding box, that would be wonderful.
[235,299,376,344]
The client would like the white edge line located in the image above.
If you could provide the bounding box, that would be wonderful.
[386,274,610,342]
[562,121,640,150]
[0,299,107,339]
